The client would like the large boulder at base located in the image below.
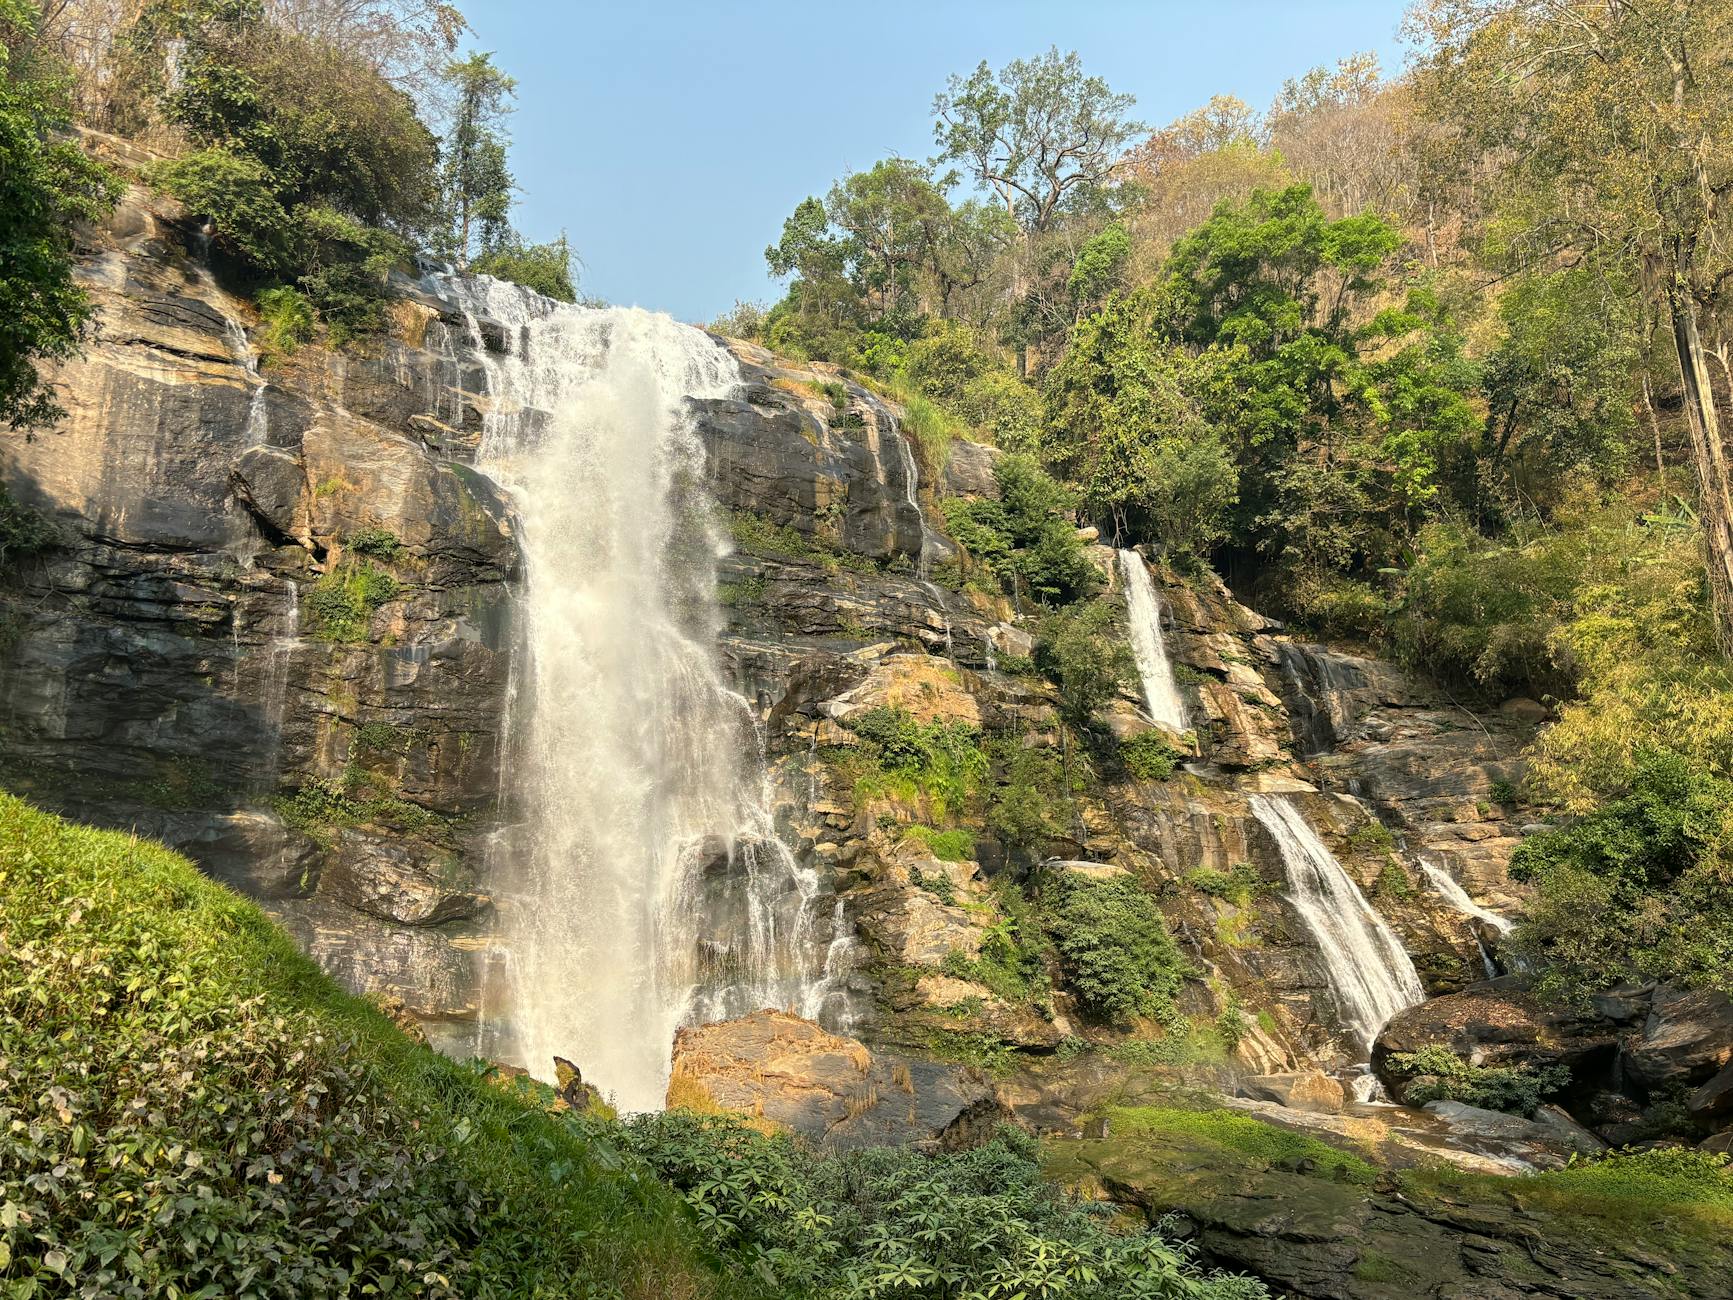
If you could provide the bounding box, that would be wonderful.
[1422,1100,1606,1163]
[1372,978,1622,1098]
[1621,985,1733,1097]
[666,1009,1007,1150]
[1241,1070,1347,1115]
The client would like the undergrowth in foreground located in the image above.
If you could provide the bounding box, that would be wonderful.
[0,791,750,1299]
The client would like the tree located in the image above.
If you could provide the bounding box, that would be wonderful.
[932,47,1143,236]
[824,158,950,333]
[472,231,576,302]
[1411,0,1733,651]
[0,0,118,429]
[440,49,513,266]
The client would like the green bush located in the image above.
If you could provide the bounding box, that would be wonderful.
[1045,871,1189,1026]
[346,526,402,559]
[1388,1045,1571,1116]
[1120,729,1182,780]
[305,561,399,642]
[844,706,989,821]
[941,453,1099,605]
[940,880,1053,1007]
[472,233,577,302]
[1187,863,1262,906]
[986,739,1077,853]
[256,284,314,356]
[1035,599,1135,724]
[0,791,752,1298]
[602,1111,1268,1299]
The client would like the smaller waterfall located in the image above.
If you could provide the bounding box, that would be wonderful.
[1118,549,1187,731]
[1420,862,1513,935]
[1249,795,1425,1050]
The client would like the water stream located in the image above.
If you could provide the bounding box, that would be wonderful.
[1118,549,1188,731]
[443,275,852,1110]
[1248,794,1425,1051]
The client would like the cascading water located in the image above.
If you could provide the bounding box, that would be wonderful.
[1248,794,1424,1050]
[1420,861,1513,935]
[444,275,851,1111]
[1118,549,1187,731]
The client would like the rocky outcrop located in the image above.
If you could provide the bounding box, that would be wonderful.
[1049,1124,1733,1299]
[667,1010,1006,1149]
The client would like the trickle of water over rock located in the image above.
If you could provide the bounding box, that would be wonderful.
[1117,549,1187,731]
[445,276,853,1111]
[1248,794,1425,1052]
[1420,860,1514,935]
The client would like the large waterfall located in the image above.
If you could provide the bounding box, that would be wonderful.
[1118,549,1188,732]
[1248,794,1424,1050]
[447,277,848,1111]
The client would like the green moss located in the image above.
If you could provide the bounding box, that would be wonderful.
[0,790,756,1297]
[1107,1106,1379,1184]
[1347,819,1396,853]
[725,509,872,574]
[274,773,453,847]
[717,576,766,607]
[1186,862,1262,906]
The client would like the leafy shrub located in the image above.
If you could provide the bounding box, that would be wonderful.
[844,706,989,821]
[940,880,1053,1007]
[305,561,399,642]
[986,738,1081,854]
[1044,871,1189,1026]
[1187,863,1262,906]
[273,772,451,846]
[472,233,577,302]
[941,453,1099,605]
[604,1111,1269,1299]
[1120,729,1182,780]
[0,792,748,1298]
[1035,599,1135,723]
[256,284,314,356]
[1388,1045,1571,1116]
[346,526,402,559]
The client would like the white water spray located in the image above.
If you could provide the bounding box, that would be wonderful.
[1420,862,1513,936]
[1118,549,1187,731]
[1248,795,1424,1051]
[446,276,851,1110]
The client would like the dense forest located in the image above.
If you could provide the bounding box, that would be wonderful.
[5,0,1733,1296]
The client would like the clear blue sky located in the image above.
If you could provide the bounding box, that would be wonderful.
[470,1,1411,323]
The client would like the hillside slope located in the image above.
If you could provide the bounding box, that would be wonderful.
[0,790,752,1299]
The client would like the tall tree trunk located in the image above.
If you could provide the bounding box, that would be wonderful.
[1667,259,1733,654]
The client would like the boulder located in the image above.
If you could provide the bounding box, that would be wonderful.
[941,437,1002,498]
[666,1009,1007,1149]
[1372,979,1621,1095]
[1688,1061,1733,1125]
[1422,1100,1605,1161]
[1621,984,1733,1096]
[1243,1070,1347,1115]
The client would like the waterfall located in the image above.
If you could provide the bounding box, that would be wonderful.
[1118,549,1187,731]
[445,275,848,1111]
[1420,861,1513,936]
[1248,794,1424,1051]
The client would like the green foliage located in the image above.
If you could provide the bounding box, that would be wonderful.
[346,526,401,559]
[1044,870,1188,1027]
[0,790,754,1298]
[726,509,871,573]
[607,1111,1266,1299]
[439,51,515,265]
[843,706,988,821]
[305,562,399,642]
[985,739,1072,853]
[1043,286,1238,556]
[1511,752,1733,998]
[1388,1046,1571,1117]
[942,879,1053,1007]
[0,0,120,429]
[902,823,975,861]
[1186,863,1262,906]
[274,771,450,846]
[1120,729,1182,780]
[472,232,577,302]
[255,284,313,356]
[1347,819,1395,853]
[1035,599,1135,724]
[942,453,1100,605]
[0,482,56,570]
